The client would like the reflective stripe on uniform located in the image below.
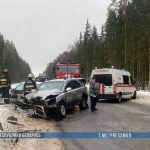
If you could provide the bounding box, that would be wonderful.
[1,82,7,85]
[0,79,7,82]
[1,85,10,87]
[25,90,32,92]
[25,85,34,88]
[1,82,7,84]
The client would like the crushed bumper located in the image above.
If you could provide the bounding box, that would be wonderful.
[34,104,56,118]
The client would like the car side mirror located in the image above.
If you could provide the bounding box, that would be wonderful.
[66,87,72,92]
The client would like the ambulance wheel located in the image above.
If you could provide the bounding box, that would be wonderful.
[132,91,136,99]
[117,93,122,103]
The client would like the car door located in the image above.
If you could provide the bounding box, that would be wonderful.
[64,81,75,108]
[70,80,82,105]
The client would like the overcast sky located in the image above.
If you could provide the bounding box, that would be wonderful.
[0,0,111,76]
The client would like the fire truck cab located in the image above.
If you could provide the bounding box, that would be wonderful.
[55,63,80,79]
[90,68,136,102]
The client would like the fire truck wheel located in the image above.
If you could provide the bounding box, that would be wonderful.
[117,93,122,103]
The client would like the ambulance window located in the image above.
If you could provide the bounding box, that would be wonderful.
[123,75,129,84]
[94,74,112,86]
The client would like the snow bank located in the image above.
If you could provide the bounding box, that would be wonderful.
[137,90,150,96]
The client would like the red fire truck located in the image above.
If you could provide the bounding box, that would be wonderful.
[55,63,80,79]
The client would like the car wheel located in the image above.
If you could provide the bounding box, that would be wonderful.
[79,97,88,110]
[54,102,66,121]
[59,103,66,117]
[117,93,122,103]
[132,91,136,99]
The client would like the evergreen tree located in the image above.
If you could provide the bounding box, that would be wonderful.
[0,33,31,83]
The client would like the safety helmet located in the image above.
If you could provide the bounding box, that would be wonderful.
[28,73,33,78]
[3,68,9,73]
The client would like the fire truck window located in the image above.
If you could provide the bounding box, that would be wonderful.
[93,74,112,86]
[57,66,79,73]
[68,66,79,73]
[57,66,67,73]
[123,75,129,84]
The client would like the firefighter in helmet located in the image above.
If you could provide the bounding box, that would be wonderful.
[24,73,37,96]
[0,68,11,104]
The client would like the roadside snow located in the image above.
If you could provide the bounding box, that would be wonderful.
[0,104,64,150]
[137,90,150,96]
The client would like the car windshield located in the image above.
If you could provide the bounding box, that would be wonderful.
[57,65,79,73]
[15,83,24,91]
[37,83,42,89]
[15,82,42,91]
[39,81,64,91]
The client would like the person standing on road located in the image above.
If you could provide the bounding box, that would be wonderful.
[89,77,99,111]
[24,73,37,96]
[0,68,11,104]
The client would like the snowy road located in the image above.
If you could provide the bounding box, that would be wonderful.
[58,91,150,150]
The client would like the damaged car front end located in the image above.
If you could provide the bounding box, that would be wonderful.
[33,95,58,118]
[26,78,88,120]
[26,80,64,118]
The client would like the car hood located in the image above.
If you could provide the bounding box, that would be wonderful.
[26,89,62,100]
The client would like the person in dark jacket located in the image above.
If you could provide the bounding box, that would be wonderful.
[89,77,99,111]
[24,73,37,96]
[0,68,11,104]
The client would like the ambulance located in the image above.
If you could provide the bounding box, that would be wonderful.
[90,68,136,102]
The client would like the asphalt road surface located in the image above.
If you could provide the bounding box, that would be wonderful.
[57,93,150,150]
